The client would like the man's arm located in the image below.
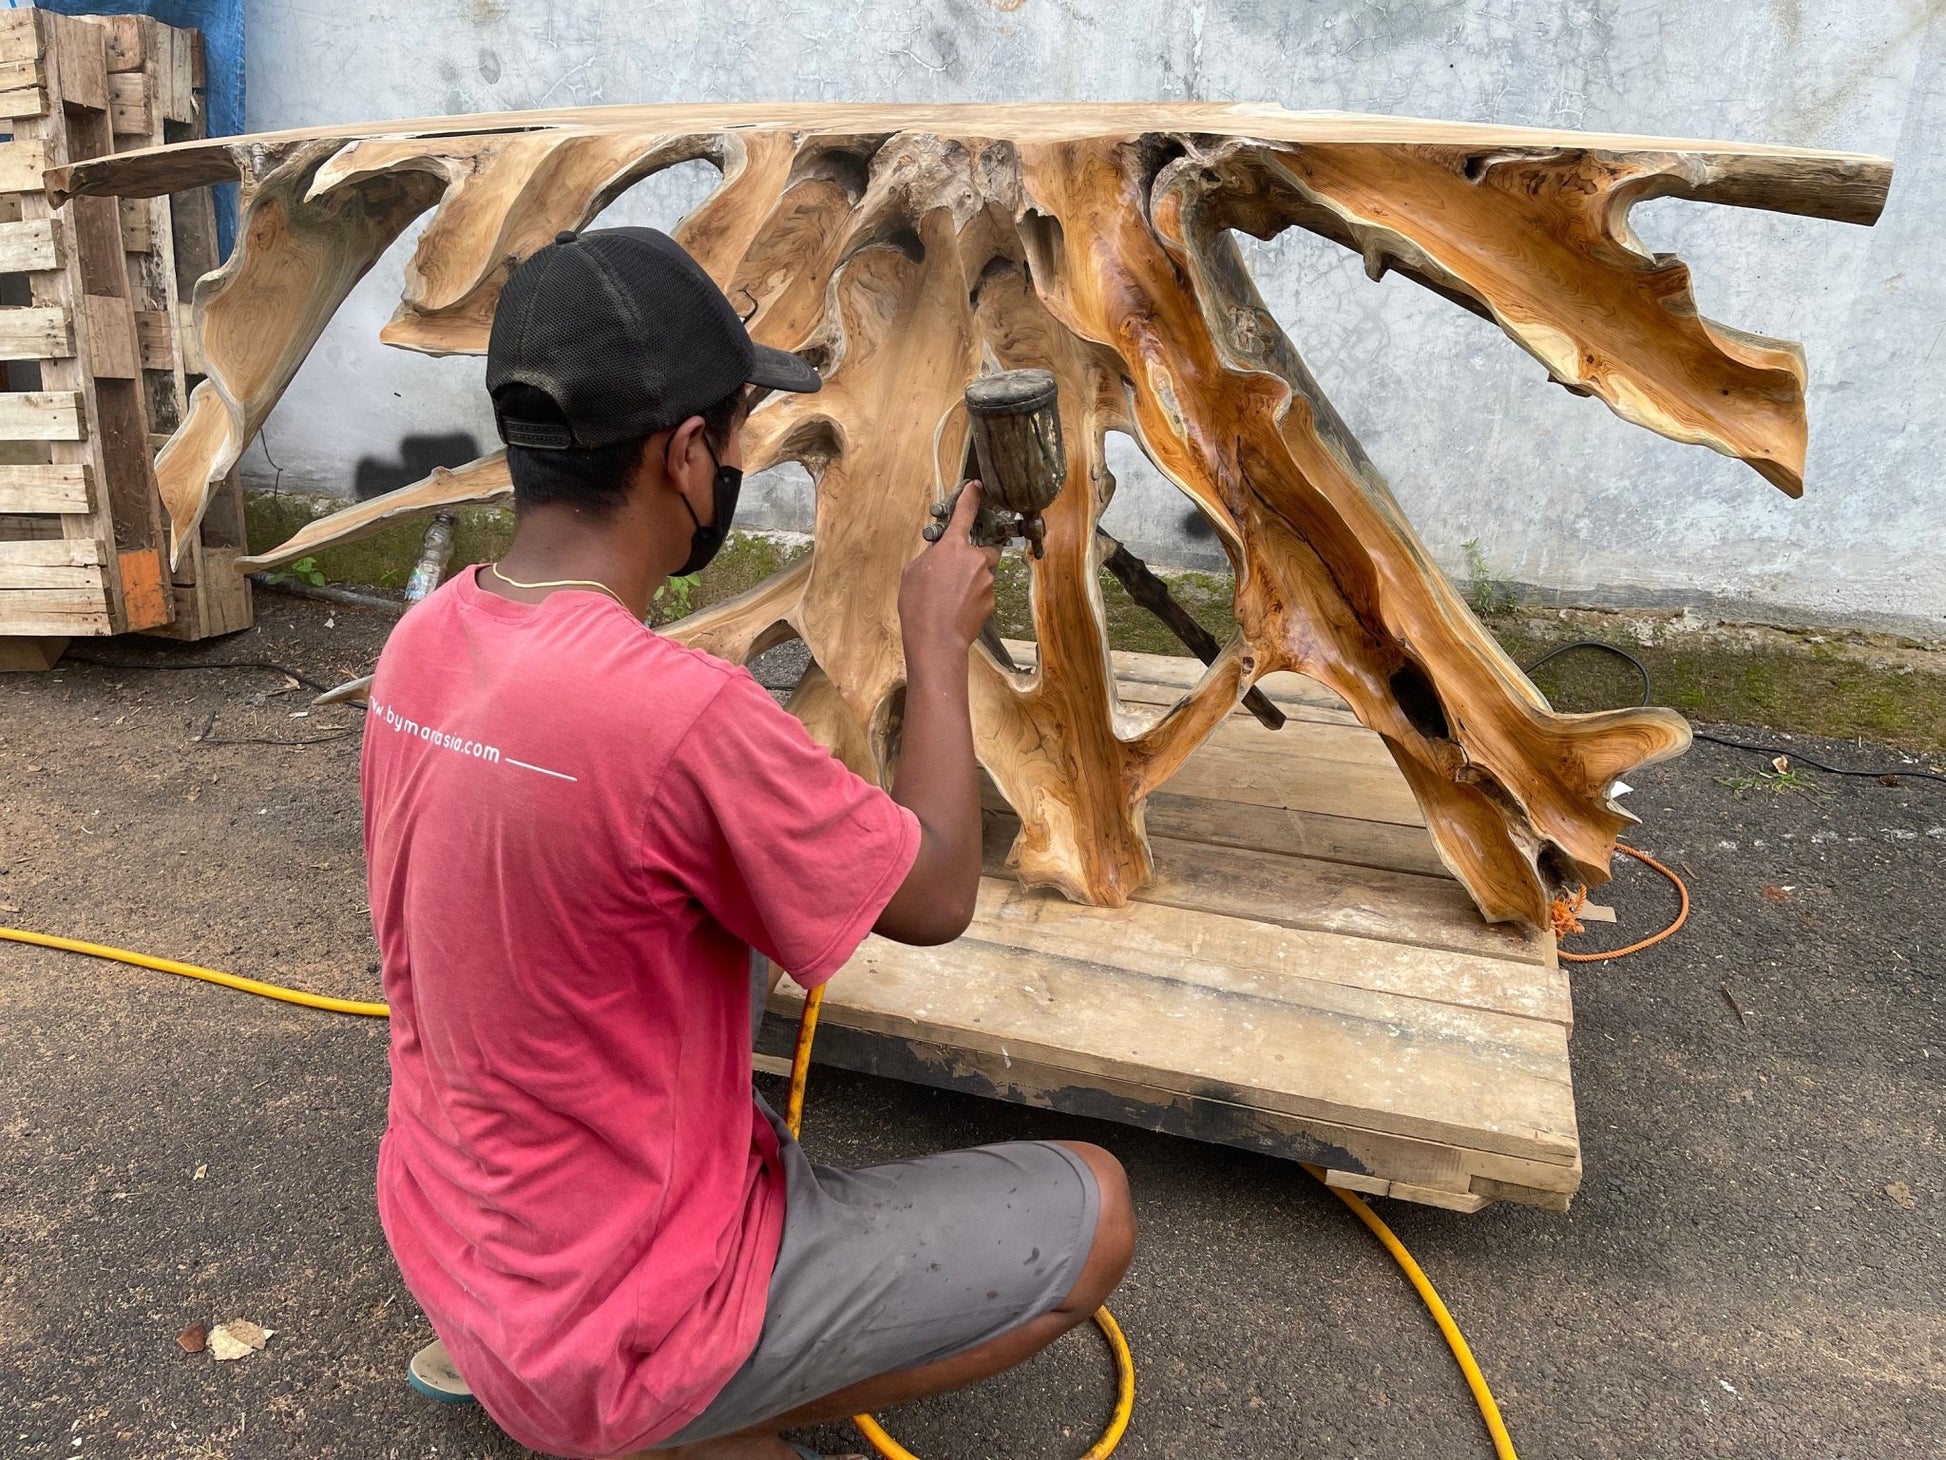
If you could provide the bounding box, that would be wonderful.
[872,484,1000,946]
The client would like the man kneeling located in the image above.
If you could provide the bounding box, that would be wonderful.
[361,227,1135,1460]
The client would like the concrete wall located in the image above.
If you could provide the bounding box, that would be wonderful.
[239,0,1944,638]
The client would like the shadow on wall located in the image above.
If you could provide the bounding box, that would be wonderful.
[354,433,482,499]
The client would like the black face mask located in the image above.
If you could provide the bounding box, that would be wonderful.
[671,435,742,578]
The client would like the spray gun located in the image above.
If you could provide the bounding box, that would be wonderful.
[923,368,1067,557]
[917,366,1287,727]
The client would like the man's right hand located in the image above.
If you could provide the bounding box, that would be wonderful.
[874,482,999,946]
[900,482,1000,661]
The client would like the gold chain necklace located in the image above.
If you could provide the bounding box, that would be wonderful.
[486,562,634,615]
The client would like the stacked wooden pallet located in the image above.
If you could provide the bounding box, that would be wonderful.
[0,8,246,671]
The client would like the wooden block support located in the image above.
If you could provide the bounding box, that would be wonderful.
[116,195,150,251]
[0,634,67,671]
[82,293,139,378]
[107,71,150,136]
[134,309,173,369]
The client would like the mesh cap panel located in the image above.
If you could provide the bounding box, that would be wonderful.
[486,227,817,450]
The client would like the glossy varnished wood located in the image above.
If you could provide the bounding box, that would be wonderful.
[52,104,1892,927]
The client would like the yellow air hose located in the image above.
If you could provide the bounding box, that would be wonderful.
[0,926,1516,1459]
[0,925,389,1017]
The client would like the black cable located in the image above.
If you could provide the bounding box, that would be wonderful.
[1520,639,1946,787]
[1521,639,1653,705]
[192,709,358,748]
[1689,730,1946,785]
[60,657,365,745]
[260,421,287,501]
[60,654,346,700]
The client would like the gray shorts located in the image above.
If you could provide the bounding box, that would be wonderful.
[660,1019,1100,1446]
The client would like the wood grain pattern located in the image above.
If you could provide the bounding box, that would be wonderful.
[50,104,1891,927]
[0,463,91,514]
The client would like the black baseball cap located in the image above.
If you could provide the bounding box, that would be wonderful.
[487,226,820,451]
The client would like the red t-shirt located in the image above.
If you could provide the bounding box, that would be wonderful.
[360,566,919,1457]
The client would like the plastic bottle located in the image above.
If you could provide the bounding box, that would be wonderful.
[403,512,457,606]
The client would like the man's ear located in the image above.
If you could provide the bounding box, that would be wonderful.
[663,415,711,482]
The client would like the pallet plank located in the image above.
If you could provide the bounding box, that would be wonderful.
[788,932,1578,1164]
[152,27,195,124]
[0,391,84,440]
[0,305,71,359]
[974,876,1572,1025]
[0,538,104,567]
[94,15,145,72]
[0,537,106,589]
[0,462,91,513]
[762,1015,1579,1205]
[1004,640,1356,719]
[43,15,106,112]
[174,301,204,374]
[0,586,112,633]
[1110,673,1356,728]
[0,217,62,271]
[0,84,47,120]
[982,813,1544,964]
[0,138,51,194]
[0,17,40,69]
[1163,737,1426,826]
[0,561,107,589]
[982,775,1449,880]
[1145,832,1547,962]
[1143,791,1451,878]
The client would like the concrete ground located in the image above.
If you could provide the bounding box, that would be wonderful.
[1,590,1941,1460]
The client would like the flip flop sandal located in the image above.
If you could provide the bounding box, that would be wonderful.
[407,1338,477,1406]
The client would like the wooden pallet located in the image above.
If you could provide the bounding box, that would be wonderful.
[0,9,245,668]
[100,14,248,643]
[761,648,1581,1213]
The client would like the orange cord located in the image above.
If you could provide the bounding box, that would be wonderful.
[1556,845,1690,963]
[1547,885,1588,939]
